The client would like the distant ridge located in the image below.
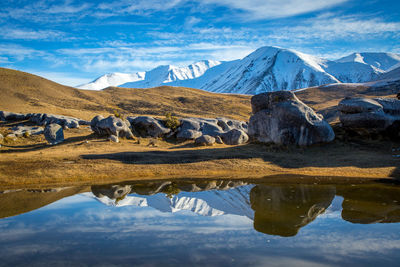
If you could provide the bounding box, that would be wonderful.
[78,46,400,94]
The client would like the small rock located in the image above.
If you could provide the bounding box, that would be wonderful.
[44,124,64,145]
[109,135,119,143]
[195,135,215,146]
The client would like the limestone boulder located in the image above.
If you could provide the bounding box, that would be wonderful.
[195,135,215,146]
[29,113,89,128]
[339,97,400,137]
[221,129,249,145]
[91,115,134,139]
[176,129,202,140]
[0,111,29,121]
[248,91,334,146]
[10,126,44,137]
[44,123,64,145]
[128,116,171,138]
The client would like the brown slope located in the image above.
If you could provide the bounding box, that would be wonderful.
[0,67,251,121]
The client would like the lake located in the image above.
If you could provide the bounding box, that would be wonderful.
[0,179,399,266]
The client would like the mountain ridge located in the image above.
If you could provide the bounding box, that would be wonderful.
[78,46,400,94]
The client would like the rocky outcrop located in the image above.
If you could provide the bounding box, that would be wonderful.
[248,91,335,146]
[0,110,89,128]
[339,97,400,138]
[175,117,248,145]
[10,126,44,137]
[127,116,171,138]
[29,113,89,129]
[91,115,134,139]
[195,135,216,146]
[0,111,29,121]
[44,124,64,145]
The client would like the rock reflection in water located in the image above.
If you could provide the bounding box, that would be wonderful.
[1,180,400,237]
[338,184,400,224]
[250,184,335,237]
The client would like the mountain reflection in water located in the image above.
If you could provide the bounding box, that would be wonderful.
[1,180,400,238]
[1,179,400,267]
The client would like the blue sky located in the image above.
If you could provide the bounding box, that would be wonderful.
[0,0,399,86]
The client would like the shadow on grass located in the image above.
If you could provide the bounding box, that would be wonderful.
[81,141,400,179]
[1,133,100,153]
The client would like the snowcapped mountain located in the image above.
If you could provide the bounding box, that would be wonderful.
[78,60,220,90]
[77,72,145,90]
[84,185,254,219]
[190,46,340,94]
[77,46,400,94]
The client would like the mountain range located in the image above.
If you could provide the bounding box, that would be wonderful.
[78,46,400,94]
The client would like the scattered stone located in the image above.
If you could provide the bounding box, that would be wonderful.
[195,135,216,146]
[10,126,44,137]
[339,97,400,138]
[248,91,335,146]
[91,115,134,139]
[44,123,64,145]
[215,135,223,144]
[128,116,171,138]
[221,129,249,145]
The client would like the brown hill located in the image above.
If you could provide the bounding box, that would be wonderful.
[0,67,251,121]
[0,67,398,123]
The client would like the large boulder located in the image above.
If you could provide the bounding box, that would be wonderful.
[44,124,64,145]
[128,116,171,138]
[221,129,249,145]
[339,97,400,138]
[176,129,202,140]
[248,91,335,146]
[91,115,134,139]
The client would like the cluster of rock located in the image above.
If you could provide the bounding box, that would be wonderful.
[248,91,335,146]
[89,115,249,145]
[339,97,400,139]
[0,111,90,129]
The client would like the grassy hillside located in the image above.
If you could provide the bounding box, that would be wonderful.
[0,67,398,123]
[0,67,251,121]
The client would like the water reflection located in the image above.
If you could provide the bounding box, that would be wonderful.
[1,180,400,236]
[250,184,335,237]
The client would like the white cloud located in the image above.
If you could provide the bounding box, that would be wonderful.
[269,15,400,41]
[0,28,67,41]
[198,0,348,19]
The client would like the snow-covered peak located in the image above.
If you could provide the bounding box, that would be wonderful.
[335,52,400,71]
[77,72,145,90]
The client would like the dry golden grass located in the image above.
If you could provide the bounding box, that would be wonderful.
[0,67,251,121]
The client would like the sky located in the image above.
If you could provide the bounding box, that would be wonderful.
[0,0,399,86]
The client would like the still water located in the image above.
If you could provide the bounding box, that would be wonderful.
[0,179,399,266]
